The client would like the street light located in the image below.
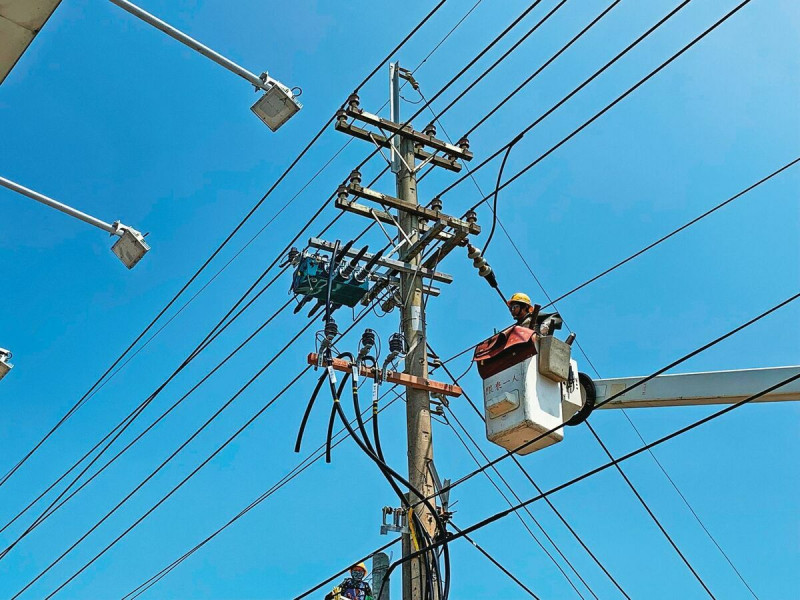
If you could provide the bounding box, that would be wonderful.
[0,349,12,381]
[108,0,302,131]
[0,176,150,269]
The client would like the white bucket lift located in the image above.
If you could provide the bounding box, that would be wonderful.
[474,327,800,456]
[475,327,583,455]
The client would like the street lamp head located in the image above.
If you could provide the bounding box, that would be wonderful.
[0,348,13,381]
[250,77,302,132]
[111,224,150,269]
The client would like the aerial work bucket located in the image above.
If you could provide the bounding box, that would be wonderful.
[474,326,581,455]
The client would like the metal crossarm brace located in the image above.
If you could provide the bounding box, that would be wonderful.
[346,184,481,235]
[344,106,473,162]
[421,229,469,271]
[307,354,463,397]
[402,220,447,262]
[308,237,453,284]
[335,120,462,173]
[375,274,441,297]
[334,195,455,242]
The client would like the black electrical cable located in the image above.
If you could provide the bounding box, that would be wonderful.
[464,0,624,138]
[330,389,451,600]
[321,357,450,600]
[386,371,800,581]
[433,0,567,122]
[0,297,295,555]
[466,0,752,212]
[294,372,328,453]
[410,291,800,511]
[442,408,592,599]
[349,362,377,457]
[325,370,353,463]
[439,0,694,202]
[455,525,540,599]
[18,300,386,598]
[125,387,405,600]
[0,0,449,493]
[543,156,800,309]
[480,133,523,256]
[585,421,715,597]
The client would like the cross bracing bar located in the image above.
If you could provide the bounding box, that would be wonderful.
[307,237,453,284]
[594,366,800,409]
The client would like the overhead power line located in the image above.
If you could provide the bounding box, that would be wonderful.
[0,0,450,492]
[435,354,631,598]
[124,387,406,599]
[414,291,800,509]
[442,408,595,599]
[466,0,753,212]
[392,372,800,575]
[15,298,385,598]
[542,156,800,308]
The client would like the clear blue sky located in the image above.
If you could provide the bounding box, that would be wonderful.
[0,0,798,598]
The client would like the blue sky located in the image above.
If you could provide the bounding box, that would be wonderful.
[0,0,798,598]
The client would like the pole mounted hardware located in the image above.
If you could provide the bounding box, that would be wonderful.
[306,354,463,398]
[0,176,149,269]
[381,506,409,535]
[338,93,473,163]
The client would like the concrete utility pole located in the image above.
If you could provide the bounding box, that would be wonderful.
[327,60,475,600]
[391,62,438,600]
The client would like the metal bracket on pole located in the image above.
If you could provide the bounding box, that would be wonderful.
[427,461,450,518]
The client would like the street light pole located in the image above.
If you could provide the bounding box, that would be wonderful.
[107,0,302,131]
[0,176,149,269]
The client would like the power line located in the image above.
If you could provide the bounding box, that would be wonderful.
[15,300,384,598]
[584,421,716,597]
[542,156,800,309]
[0,295,295,548]
[0,0,450,492]
[392,372,800,575]
[413,292,800,508]
[436,0,694,200]
[437,358,631,599]
[442,408,594,599]
[465,0,753,212]
[124,387,406,599]
[454,524,541,599]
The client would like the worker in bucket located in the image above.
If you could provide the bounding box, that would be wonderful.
[324,562,373,600]
[507,292,562,335]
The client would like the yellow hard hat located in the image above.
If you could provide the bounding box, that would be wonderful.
[508,292,532,307]
[352,562,368,575]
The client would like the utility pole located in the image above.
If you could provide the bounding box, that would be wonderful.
[321,60,475,600]
[391,63,437,600]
